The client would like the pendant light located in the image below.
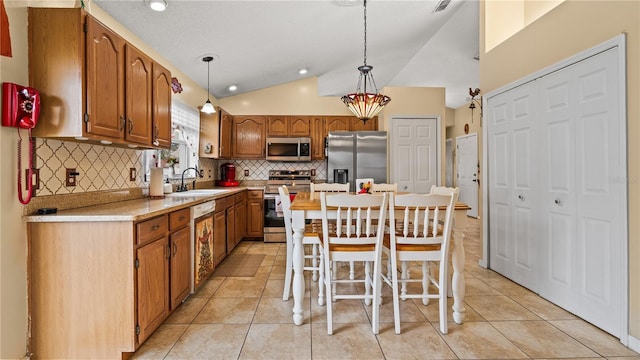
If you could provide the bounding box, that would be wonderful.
[201,56,216,114]
[341,0,390,123]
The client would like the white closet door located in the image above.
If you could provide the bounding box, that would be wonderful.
[538,47,623,337]
[488,82,538,291]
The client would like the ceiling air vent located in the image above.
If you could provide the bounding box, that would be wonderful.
[433,0,451,13]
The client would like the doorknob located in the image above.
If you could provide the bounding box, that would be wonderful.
[518,194,525,201]
[554,199,563,206]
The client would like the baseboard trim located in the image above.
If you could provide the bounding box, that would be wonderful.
[628,334,640,353]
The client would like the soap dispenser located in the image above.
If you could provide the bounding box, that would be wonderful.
[163,179,173,194]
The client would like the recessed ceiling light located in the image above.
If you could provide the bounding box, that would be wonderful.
[228,85,238,92]
[149,0,167,12]
[298,68,308,75]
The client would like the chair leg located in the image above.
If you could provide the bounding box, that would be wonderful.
[312,244,319,282]
[364,261,372,306]
[400,261,408,300]
[371,260,381,335]
[332,262,337,302]
[389,251,401,334]
[349,260,355,280]
[439,261,449,334]
[282,237,293,301]
[318,250,325,306]
[325,253,333,335]
[422,261,430,306]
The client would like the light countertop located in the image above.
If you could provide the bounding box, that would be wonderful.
[25,187,254,223]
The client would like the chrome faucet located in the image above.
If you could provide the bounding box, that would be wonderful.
[178,166,200,192]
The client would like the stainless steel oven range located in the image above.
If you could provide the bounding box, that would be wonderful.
[263,169,312,242]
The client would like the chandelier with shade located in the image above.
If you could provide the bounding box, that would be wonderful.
[341,0,390,124]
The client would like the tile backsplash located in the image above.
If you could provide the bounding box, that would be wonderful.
[33,137,326,196]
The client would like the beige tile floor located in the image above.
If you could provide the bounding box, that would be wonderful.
[132,218,639,360]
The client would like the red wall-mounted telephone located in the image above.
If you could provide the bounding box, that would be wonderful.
[2,82,40,204]
[2,82,40,129]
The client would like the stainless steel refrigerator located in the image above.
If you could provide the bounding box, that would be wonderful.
[326,131,388,192]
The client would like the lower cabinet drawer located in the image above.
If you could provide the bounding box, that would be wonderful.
[136,215,168,245]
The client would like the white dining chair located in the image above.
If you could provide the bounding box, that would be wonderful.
[382,189,458,335]
[279,185,324,305]
[370,183,398,193]
[309,182,349,199]
[320,191,388,335]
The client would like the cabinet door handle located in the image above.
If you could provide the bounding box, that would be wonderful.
[151,224,160,231]
[166,244,171,259]
[120,116,126,131]
[172,242,177,256]
[128,119,134,134]
[179,215,186,221]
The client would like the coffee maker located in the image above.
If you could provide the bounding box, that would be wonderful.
[216,162,239,187]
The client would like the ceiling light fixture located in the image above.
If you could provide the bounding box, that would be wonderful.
[149,0,167,12]
[228,84,237,92]
[298,68,308,75]
[201,56,216,114]
[341,0,390,124]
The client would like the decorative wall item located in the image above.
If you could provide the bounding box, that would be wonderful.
[171,77,183,93]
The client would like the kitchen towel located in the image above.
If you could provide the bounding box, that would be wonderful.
[149,167,164,197]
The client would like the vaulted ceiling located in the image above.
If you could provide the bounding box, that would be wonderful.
[93,0,479,109]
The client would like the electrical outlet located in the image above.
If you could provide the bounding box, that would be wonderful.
[66,168,79,187]
[311,169,316,177]
[129,168,136,181]
[26,168,40,190]
[244,169,249,176]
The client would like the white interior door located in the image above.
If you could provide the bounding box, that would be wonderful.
[390,117,439,193]
[537,46,624,337]
[456,133,478,218]
[487,81,538,291]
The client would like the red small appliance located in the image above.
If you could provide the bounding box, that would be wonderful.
[216,162,239,187]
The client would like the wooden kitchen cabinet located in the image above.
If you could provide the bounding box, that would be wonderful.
[351,115,378,131]
[325,116,352,132]
[136,230,169,344]
[219,109,233,158]
[28,8,171,149]
[153,62,173,148]
[125,45,153,145]
[311,116,325,159]
[232,116,266,158]
[246,190,264,238]
[226,197,236,253]
[200,107,234,158]
[169,208,191,310]
[235,192,247,246]
[266,116,288,136]
[325,115,378,133]
[267,116,311,137]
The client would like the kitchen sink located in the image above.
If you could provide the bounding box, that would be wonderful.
[165,189,230,197]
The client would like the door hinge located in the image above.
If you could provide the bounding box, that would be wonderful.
[83,113,89,123]
[136,325,140,335]
[135,258,139,269]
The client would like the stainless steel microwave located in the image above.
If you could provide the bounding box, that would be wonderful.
[266,137,311,162]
